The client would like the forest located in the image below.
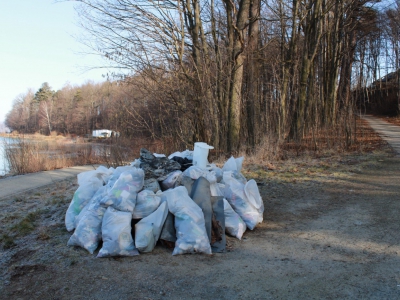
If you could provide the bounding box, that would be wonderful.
[5,0,400,153]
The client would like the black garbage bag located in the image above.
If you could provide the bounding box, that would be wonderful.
[171,156,193,171]
[139,148,181,180]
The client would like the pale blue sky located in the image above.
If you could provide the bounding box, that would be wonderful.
[0,0,108,123]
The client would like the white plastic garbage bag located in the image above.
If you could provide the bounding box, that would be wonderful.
[209,164,223,183]
[182,166,208,180]
[143,178,161,193]
[244,179,264,220]
[222,156,244,173]
[160,170,182,190]
[65,177,103,232]
[183,166,217,183]
[162,186,211,255]
[97,207,139,257]
[204,171,222,197]
[223,199,247,240]
[74,185,107,228]
[168,149,193,160]
[153,153,166,158]
[135,201,168,252]
[182,166,221,197]
[77,165,113,186]
[67,199,107,254]
[210,182,224,197]
[233,171,248,185]
[101,168,144,212]
[235,157,244,173]
[106,165,140,190]
[222,156,236,172]
[132,190,162,219]
[223,171,262,230]
[221,156,246,184]
[220,170,247,185]
[130,159,141,168]
[74,201,89,229]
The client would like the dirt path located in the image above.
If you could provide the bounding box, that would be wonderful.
[1,150,400,299]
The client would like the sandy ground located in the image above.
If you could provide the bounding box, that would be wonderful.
[0,147,400,299]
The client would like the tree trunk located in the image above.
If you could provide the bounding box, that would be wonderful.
[228,0,251,152]
[245,0,261,148]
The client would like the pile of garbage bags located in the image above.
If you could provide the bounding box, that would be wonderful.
[65,146,264,257]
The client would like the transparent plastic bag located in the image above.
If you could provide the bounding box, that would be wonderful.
[74,185,107,228]
[223,198,246,239]
[182,166,208,180]
[106,166,140,190]
[235,157,244,173]
[77,166,113,186]
[74,201,89,229]
[168,149,193,160]
[130,159,141,168]
[160,170,182,190]
[65,178,103,232]
[162,186,211,255]
[223,171,261,230]
[221,157,247,184]
[210,182,224,197]
[101,168,144,212]
[67,199,107,254]
[143,178,161,193]
[209,174,224,197]
[97,207,139,257]
[153,153,166,158]
[244,179,264,224]
[232,171,248,185]
[182,166,217,184]
[222,156,244,173]
[132,190,162,219]
[135,201,168,253]
[209,164,223,183]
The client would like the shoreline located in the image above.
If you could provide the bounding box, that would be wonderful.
[0,136,104,179]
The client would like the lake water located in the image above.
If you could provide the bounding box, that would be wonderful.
[0,137,12,176]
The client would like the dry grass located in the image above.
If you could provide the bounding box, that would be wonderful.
[1,133,174,176]
[212,117,389,168]
[241,120,393,186]
[3,138,103,175]
[233,117,392,174]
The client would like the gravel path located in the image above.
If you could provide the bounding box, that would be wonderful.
[361,115,400,155]
[0,165,98,200]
